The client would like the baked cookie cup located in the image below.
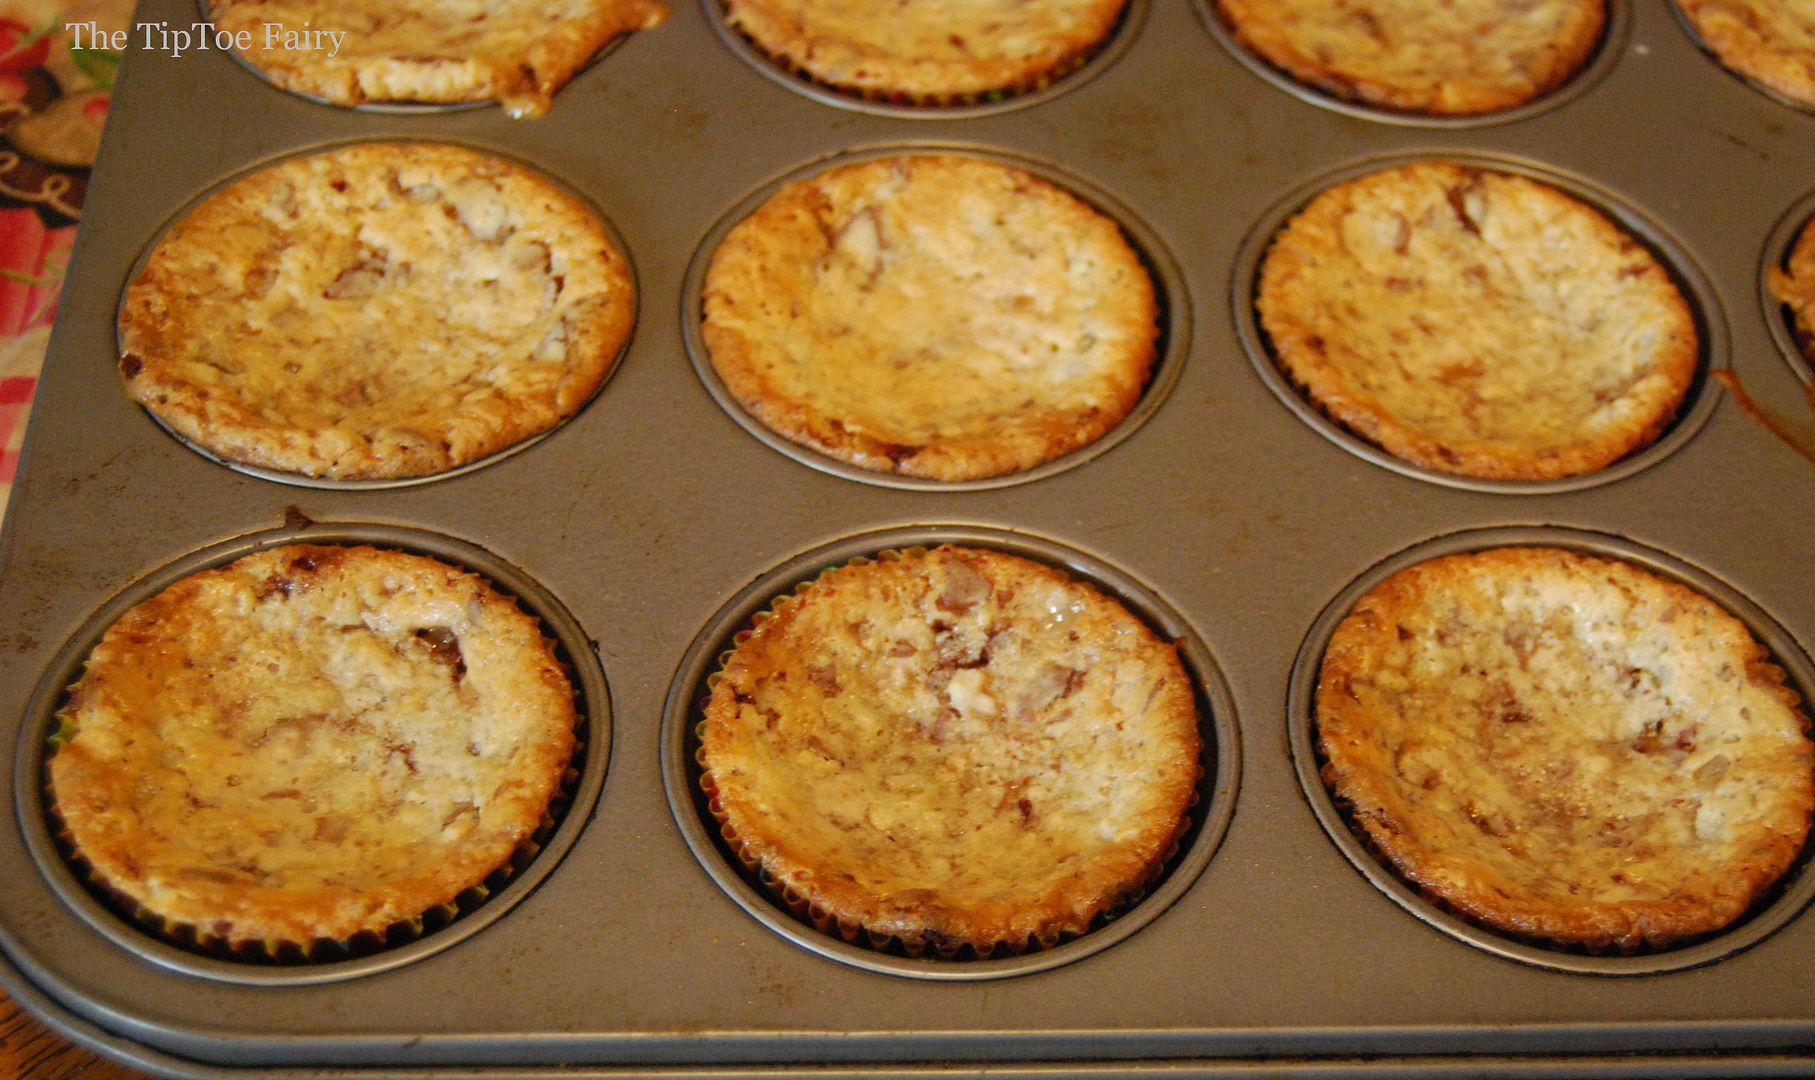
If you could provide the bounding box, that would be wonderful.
[1675,0,1815,110]
[719,0,1130,106]
[1256,161,1699,481]
[119,142,635,483]
[42,544,582,962]
[1315,545,1815,954]
[695,545,1202,960]
[699,153,1160,483]
[207,0,669,117]
[1216,0,1607,117]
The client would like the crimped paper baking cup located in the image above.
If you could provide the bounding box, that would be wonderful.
[1287,526,1815,976]
[703,0,1146,119]
[18,523,611,985]
[40,763,573,966]
[1232,151,1725,495]
[663,527,1239,979]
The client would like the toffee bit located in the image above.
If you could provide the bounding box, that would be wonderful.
[414,627,467,682]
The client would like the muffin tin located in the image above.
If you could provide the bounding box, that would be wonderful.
[1,0,1814,1072]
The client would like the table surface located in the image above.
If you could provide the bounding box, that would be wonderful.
[0,996,143,1079]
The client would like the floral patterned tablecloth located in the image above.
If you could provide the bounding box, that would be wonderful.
[0,0,125,531]
[0,8,147,1076]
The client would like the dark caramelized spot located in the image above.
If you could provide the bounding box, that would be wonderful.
[806,663,840,695]
[414,626,466,682]
[1443,177,1485,237]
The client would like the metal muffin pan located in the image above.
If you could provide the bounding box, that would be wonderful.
[679,141,1191,491]
[661,524,1239,981]
[12,522,612,987]
[1,0,1814,1073]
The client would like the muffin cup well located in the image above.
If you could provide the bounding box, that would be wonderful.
[116,138,640,491]
[198,0,646,116]
[1287,526,1815,975]
[1760,190,1815,386]
[1669,0,1815,115]
[17,522,611,986]
[662,526,1238,979]
[681,143,1190,492]
[1232,151,1725,494]
[703,0,1146,119]
[1193,0,1628,129]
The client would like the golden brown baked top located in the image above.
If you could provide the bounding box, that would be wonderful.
[699,546,1201,950]
[1317,546,1814,950]
[1217,0,1605,115]
[722,0,1127,99]
[47,545,577,948]
[1769,213,1815,363]
[1257,162,1698,480]
[1676,0,1815,108]
[209,0,668,117]
[701,154,1157,482]
[119,142,634,481]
